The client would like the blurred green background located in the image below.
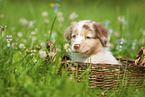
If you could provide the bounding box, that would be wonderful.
[0,0,145,97]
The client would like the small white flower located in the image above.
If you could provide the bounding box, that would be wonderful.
[28,21,35,28]
[69,12,78,20]
[101,91,104,96]
[19,43,25,49]
[118,16,125,22]
[32,37,37,41]
[31,31,36,35]
[12,43,15,48]
[114,32,120,37]
[57,12,63,17]
[7,43,10,47]
[15,68,18,72]
[44,19,49,24]
[64,43,71,52]
[35,28,38,33]
[58,17,64,22]
[20,18,28,26]
[40,42,45,48]
[39,50,47,58]
[33,58,37,63]
[19,51,22,54]
[56,48,61,52]
[17,32,22,37]
[109,29,113,34]
[49,52,55,57]
[42,11,48,17]
[23,40,26,43]
[0,14,4,18]
[31,50,36,53]
[70,77,73,80]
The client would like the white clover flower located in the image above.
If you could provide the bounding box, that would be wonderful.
[31,50,36,53]
[20,18,28,26]
[64,43,71,52]
[15,68,18,72]
[0,14,4,18]
[58,17,64,22]
[19,43,25,49]
[17,32,22,37]
[49,52,55,57]
[69,12,78,20]
[32,37,37,41]
[42,11,48,17]
[114,32,120,37]
[35,28,38,33]
[23,39,26,43]
[56,48,61,52]
[12,43,15,48]
[70,77,73,80]
[109,29,113,34]
[19,51,22,55]
[28,21,35,28]
[12,42,17,48]
[57,12,63,17]
[33,58,37,63]
[101,91,105,96]
[118,16,125,22]
[44,19,49,24]
[31,31,36,35]
[40,42,45,48]
[7,43,10,47]
[39,50,47,58]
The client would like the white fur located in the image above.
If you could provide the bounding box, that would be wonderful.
[71,48,119,64]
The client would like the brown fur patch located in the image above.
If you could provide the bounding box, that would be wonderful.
[93,23,109,47]
[83,24,93,36]
[83,24,90,30]
[64,26,72,40]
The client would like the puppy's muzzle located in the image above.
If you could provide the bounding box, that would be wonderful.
[74,44,80,50]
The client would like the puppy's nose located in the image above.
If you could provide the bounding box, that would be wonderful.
[74,44,80,50]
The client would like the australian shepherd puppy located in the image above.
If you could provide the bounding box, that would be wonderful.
[64,20,119,64]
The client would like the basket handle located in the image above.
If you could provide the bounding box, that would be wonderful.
[135,47,145,66]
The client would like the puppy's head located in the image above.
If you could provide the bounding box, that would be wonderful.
[64,20,110,57]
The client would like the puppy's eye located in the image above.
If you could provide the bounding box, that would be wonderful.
[86,36,91,39]
[72,35,76,38]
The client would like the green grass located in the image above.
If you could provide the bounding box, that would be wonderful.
[0,0,145,97]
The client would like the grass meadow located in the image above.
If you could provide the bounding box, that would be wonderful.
[0,0,145,96]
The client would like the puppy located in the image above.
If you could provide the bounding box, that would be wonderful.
[64,20,119,64]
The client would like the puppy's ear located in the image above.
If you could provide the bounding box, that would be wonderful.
[64,26,72,41]
[64,22,77,41]
[93,22,110,47]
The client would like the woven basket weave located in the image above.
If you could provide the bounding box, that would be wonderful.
[45,41,145,90]
[59,57,144,90]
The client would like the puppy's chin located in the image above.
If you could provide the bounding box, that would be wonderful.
[72,49,91,58]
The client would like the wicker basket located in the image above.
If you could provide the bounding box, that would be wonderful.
[45,41,145,90]
[59,57,144,90]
